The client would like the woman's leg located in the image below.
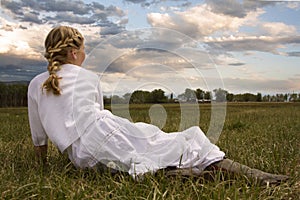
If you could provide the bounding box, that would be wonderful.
[209,158,289,185]
[165,158,289,185]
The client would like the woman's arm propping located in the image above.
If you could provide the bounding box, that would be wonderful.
[34,145,48,166]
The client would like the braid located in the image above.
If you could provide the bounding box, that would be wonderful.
[42,26,83,95]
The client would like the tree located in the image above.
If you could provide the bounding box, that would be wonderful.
[226,93,234,102]
[123,93,132,103]
[213,88,227,102]
[130,90,150,104]
[0,83,8,107]
[195,88,204,100]
[289,93,298,102]
[111,95,124,104]
[150,89,167,103]
[0,83,28,107]
[204,91,211,100]
[184,88,197,102]
[177,88,197,102]
[256,93,262,102]
[243,93,257,102]
[284,93,288,102]
[263,94,271,102]
[103,95,111,105]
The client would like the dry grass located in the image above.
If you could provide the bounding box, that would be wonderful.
[0,102,299,199]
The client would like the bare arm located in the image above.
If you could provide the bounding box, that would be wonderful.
[34,145,48,166]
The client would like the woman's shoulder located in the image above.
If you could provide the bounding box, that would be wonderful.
[75,66,100,82]
[29,71,48,86]
[61,64,99,78]
[27,71,48,96]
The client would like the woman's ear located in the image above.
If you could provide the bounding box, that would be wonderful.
[71,49,78,60]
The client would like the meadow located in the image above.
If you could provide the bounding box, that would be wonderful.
[0,102,299,199]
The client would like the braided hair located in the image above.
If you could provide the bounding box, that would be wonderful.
[42,26,84,95]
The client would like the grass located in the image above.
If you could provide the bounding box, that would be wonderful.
[0,102,299,199]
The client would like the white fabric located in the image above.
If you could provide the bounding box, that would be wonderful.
[28,64,103,152]
[28,64,225,177]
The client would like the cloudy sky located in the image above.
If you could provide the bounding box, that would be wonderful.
[0,0,299,96]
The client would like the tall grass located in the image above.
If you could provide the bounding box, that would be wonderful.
[0,103,299,199]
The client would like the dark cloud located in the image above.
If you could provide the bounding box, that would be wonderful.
[1,0,23,15]
[206,36,300,55]
[228,62,246,66]
[100,24,125,36]
[22,11,43,24]
[98,28,193,50]
[0,54,46,82]
[0,65,40,82]
[48,12,96,24]
[90,4,126,26]
[106,5,126,17]
[19,25,27,29]
[287,52,300,57]
[124,0,191,8]
[205,0,274,18]
[22,0,45,10]
[181,2,192,7]
[104,48,184,74]
[41,0,91,15]
[91,2,105,10]
[124,0,147,3]
[1,0,127,33]
[2,24,14,31]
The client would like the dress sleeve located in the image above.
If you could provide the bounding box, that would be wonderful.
[28,84,48,146]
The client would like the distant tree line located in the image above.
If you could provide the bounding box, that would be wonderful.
[0,82,28,107]
[0,82,299,107]
[214,88,300,103]
[104,88,300,104]
[104,89,170,104]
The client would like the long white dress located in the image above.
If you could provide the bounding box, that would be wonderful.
[28,64,225,178]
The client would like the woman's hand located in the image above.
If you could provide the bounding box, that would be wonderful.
[34,145,48,167]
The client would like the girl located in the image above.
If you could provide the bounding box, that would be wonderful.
[28,25,288,185]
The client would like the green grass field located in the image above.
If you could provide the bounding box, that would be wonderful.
[0,103,299,199]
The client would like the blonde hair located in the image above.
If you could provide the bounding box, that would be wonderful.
[42,26,84,95]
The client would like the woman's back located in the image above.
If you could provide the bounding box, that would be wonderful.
[28,64,103,153]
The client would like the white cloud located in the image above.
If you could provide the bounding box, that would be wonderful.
[214,54,245,66]
[204,34,300,55]
[0,18,46,60]
[259,22,297,36]
[222,77,299,94]
[286,2,300,10]
[147,3,300,55]
[147,4,264,39]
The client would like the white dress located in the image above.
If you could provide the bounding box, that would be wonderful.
[28,64,225,177]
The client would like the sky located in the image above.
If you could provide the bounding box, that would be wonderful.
[0,0,299,97]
